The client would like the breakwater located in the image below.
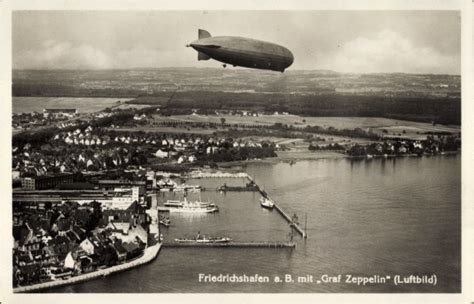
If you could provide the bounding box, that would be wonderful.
[163,241,296,248]
[245,175,308,239]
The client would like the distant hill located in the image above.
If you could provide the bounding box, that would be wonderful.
[12,68,461,125]
[13,68,460,96]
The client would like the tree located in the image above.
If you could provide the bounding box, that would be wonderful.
[220,117,226,126]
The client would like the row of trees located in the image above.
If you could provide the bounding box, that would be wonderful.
[216,123,380,140]
[129,91,460,125]
[197,147,277,163]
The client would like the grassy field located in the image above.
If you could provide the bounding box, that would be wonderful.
[105,127,216,135]
[151,114,460,139]
[12,97,133,114]
[276,150,346,160]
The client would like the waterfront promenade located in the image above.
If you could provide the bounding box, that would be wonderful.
[14,243,162,293]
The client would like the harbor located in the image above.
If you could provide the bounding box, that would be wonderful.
[157,171,308,243]
[158,172,308,238]
[17,155,461,293]
[12,168,307,293]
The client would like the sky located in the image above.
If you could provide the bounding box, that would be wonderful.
[12,10,461,74]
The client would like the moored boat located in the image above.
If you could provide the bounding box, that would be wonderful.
[174,184,202,192]
[260,197,274,209]
[159,216,171,227]
[174,232,232,243]
[162,197,218,213]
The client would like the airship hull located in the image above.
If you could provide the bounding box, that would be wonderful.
[190,34,294,72]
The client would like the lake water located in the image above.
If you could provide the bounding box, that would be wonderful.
[12,97,133,114]
[45,155,461,293]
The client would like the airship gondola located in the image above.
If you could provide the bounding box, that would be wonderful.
[187,29,294,72]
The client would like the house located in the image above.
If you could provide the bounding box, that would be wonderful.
[48,235,76,260]
[155,149,168,158]
[78,255,95,272]
[107,222,131,235]
[112,239,128,262]
[122,242,141,260]
[43,108,78,119]
[79,238,96,255]
[64,251,76,269]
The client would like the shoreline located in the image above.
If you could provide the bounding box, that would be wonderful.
[14,242,162,293]
[216,150,460,168]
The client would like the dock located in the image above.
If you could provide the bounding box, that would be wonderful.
[273,204,307,238]
[162,241,296,248]
[186,172,249,179]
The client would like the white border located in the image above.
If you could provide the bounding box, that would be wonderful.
[0,1,471,304]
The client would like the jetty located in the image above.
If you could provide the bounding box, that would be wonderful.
[162,241,296,248]
[246,175,308,239]
[217,181,258,192]
[187,171,249,179]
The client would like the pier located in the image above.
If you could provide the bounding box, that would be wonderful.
[187,171,249,179]
[273,203,307,238]
[246,175,308,239]
[162,241,296,248]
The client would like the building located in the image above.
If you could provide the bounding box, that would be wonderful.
[13,186,140,210]
[21,174,74,190]
[97,180,148,196]
[43,108,78,119]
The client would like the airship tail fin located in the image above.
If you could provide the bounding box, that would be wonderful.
[198,52,211,61]
[198,29,211,39]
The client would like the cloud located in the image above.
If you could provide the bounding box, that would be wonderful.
[319,30,459,74]
[13,40,196,70]
[14,40,114,69]
[113,46,195,68]
[13,30,460,74]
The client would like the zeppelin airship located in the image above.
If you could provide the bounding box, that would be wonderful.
[187,29,294,72]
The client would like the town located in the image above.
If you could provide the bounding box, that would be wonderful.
[13,199,150,286]
[12,104,461,291]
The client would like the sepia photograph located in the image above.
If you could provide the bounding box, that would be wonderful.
[1,1,471,302]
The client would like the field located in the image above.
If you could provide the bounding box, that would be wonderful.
[105,126,216,135]
[12,97,133,114]
[12,95,460,141]
[151,114,460,139]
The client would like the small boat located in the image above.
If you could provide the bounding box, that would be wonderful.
[157,179,178,191]
[260,197,274,209]
[174,184,202,192]
[159,216,171,227]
